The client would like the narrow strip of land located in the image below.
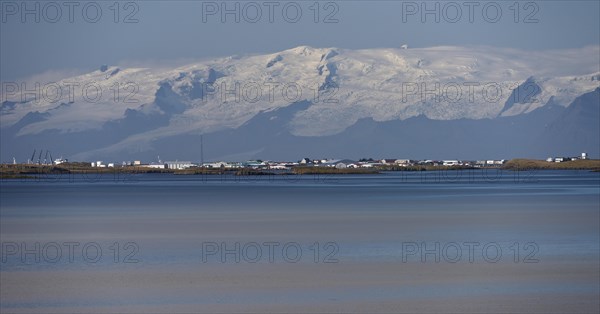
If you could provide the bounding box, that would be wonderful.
[2,159,599,179]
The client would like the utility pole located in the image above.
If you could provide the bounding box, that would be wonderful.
[200,135,204,167]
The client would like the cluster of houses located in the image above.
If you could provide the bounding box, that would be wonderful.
[546,152,587,163]
[90,161,115,168]
[295,158,506,169]
[91,158,507,170]
[84,152,589,170]
[91,160,197,170]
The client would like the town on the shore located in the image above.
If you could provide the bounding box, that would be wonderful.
[40,152,588,170]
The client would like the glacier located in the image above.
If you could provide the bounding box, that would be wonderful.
[1,45,599,161]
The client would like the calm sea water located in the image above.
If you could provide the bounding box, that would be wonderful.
[1,170,598,267]
[1,170,599,311]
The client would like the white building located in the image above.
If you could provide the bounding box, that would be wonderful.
[165,161,193,170]
[443,160,460,166]
[335,163,347,169]
[582,152,588,160]
[394,159,412,165]
[53,158,67,165]
[205,161,228,168]
[140,163,165,169]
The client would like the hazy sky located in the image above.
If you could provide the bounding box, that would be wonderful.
[1,0,599,81]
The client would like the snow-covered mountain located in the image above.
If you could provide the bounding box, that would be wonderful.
[1,45,599,161]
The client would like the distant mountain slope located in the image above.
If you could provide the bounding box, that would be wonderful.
[1,46,599,161]
[534,88,600,157]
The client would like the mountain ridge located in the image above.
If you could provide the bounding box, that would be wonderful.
[1,45,599,161]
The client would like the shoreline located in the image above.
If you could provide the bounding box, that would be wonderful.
[1,159,599,179]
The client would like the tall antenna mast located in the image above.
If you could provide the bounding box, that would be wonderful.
[200,135,204,167]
